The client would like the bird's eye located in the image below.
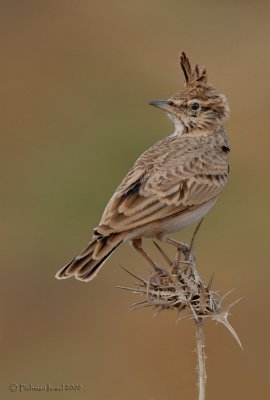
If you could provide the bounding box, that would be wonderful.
[191,102,200,111]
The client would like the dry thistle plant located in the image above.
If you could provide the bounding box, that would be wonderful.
[118,221,242,400]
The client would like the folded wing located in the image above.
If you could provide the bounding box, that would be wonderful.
[96,136,228,235]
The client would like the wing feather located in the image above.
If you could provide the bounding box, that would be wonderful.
[96,133,229,235]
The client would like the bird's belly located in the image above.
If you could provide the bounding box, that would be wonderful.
[124,197,218,241]
[157,200,216,238]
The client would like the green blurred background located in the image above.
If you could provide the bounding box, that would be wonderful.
[1,1,270,399]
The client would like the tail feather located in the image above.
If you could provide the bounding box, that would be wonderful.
[55,233,124,282]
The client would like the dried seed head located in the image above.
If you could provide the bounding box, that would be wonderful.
[118,240,242,348]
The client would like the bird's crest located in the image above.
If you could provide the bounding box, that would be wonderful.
[175,51,219,101]
[180,52,208,86]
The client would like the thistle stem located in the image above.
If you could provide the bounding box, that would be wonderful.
[195,318,206,400]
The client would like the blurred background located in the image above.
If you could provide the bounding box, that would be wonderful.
[1,1,270,399]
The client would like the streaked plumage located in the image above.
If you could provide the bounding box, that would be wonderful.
[56,52,230,282]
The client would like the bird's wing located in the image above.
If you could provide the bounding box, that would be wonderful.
[97,135,228,235]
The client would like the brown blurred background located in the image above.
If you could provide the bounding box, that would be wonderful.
[1,1,270,399]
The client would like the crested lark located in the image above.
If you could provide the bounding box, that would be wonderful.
[56,52,230,282]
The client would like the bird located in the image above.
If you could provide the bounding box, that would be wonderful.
[55,52,230,282]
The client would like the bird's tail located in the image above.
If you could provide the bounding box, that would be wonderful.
[55,233,125,282]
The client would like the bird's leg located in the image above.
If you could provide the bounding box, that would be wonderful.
[165,237,190,261]
[166,237,198,279]
[132,238,162,273]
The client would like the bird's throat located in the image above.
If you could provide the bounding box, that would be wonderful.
[169,114,185,136]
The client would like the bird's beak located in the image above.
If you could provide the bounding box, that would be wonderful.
[149,99,173,112]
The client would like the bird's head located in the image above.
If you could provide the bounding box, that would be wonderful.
[150,52,230,135]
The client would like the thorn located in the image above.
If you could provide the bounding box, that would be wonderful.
[207,273,214,290]
[217,288,236,307]
[223,297,244,317]
[177,313,190,323]
[212,311,243,350]
[189,304,199,322]
[212,298,243,349]
[119,265,148,284]
[152,305,163,317]
[153,241,172,266]
[130,300,150,311]
[115,285,147,294]
[189,218,204,256]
